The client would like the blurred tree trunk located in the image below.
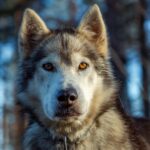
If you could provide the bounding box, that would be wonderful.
[139,0,150,118]
[104,0,130,114]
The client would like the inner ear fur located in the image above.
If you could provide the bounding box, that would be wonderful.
[19,8,50,58]
[78,4,108,57]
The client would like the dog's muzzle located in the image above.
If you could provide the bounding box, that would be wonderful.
[55,88,81,118]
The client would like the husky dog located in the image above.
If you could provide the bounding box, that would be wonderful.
[17,4,149,150]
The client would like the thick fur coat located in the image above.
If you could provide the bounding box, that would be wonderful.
[17,4,149,150]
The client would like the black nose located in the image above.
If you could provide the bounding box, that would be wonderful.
[57,88,78,103]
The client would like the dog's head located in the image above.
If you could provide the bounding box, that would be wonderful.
[17,4,115,133]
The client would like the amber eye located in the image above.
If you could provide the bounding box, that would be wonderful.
[78,62,89,70]
[42,63,55,72]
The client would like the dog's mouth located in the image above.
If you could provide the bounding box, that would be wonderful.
[55,107,82,118]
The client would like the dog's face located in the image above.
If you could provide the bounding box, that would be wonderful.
[28,34,101,121]
[17,5,112,128]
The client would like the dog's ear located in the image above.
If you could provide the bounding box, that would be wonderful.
[78,4,108,57]
[19,8,49,58]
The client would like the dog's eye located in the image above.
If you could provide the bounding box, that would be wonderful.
[78,62,89,70]
[42,63,55,72]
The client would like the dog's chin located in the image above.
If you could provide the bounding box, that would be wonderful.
[43,110,87,136]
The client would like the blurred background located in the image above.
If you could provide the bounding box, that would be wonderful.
[0,0,150,149]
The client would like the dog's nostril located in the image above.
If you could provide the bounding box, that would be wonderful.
[69,94,77,101]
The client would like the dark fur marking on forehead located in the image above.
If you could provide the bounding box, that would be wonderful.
[60,34,72,65]
[53,28,76,65]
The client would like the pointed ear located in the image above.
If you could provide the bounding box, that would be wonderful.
[19,8,49,58]
[78,4,108,57]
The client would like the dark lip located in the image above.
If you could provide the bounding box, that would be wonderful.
[55,110,81,118]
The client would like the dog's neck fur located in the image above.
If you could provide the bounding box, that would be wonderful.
[23,97,117,149]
